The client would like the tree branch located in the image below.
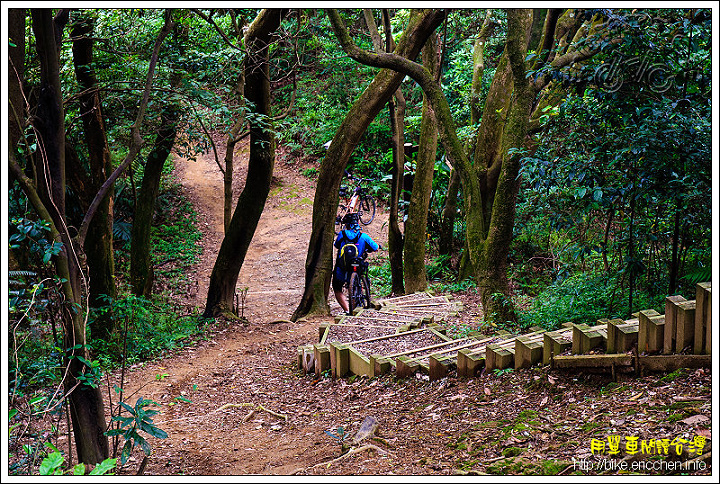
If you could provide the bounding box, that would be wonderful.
[77,10,175,245]
[191,9,244,51]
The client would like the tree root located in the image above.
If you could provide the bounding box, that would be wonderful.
[291,444,388,474]
[212,402,288,421]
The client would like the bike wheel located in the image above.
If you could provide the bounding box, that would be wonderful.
[358,195,376,225]
[361,274,372,309]
[348,272,364,314]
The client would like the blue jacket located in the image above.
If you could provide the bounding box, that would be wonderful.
[333,228,379,281]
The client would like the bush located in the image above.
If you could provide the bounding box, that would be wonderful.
[519,272,632,330]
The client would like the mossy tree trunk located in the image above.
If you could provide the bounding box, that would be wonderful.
[331,8,604,324]
[440,10,495,259]
[403,33,440,293]
[204,9,285,317]
[292,9,446,320]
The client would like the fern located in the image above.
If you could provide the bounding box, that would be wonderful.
[682,267,711,285]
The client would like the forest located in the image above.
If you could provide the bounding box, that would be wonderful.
[5,7,712,477]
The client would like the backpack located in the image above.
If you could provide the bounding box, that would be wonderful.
[337,231,361,272]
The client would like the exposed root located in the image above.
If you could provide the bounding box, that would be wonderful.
[292,444,388,474]
[213,402,288,421]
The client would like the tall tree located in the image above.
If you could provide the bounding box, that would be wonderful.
[440,10,496,261]
[10,8,176,463]
[330,8,610,323]
[203,9,285,317]
[291,9,446,320]
[9,9,110,465]
[364,8,407,295]
[130,17,187,297]
[403,32,441,293]
[69,10,117,341]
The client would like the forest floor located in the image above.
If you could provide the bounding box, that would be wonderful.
[103,141,712,477]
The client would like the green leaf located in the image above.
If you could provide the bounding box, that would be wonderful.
[44,441,60,453]
[73,463,86,475]
[89,458,117,475]
[119,401,135,415]
[140,421,168,439]
[135,434,152,455]
[39,451,64,475]
[120,440,133,466]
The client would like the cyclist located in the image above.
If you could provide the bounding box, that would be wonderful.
[332,212,379,314]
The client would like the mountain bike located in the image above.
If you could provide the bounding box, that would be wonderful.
[345,254,372,314]
[336,174,376,228]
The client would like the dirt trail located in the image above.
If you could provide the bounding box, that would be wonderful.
[115,143,390,475]
[109,143,712,477]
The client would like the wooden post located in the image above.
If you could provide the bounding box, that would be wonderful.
[645,315,664,353]
[314,344,331,376]
[396,356,420,378]
[370,354,391,375]
[663,295,686,354]
[638,310,663,354]
[301,345,315,374]
[572,324,588,354]
[543,330,572,365]
[608,319,639,353]
[429,355,453,381]
[694,282,711,354]
[675,301,696,352]
[573,324,605,354]
[638,310,659,354]
[607,320,619,354]
[705,289,712,355]
[515,335,543,369]
[296,346,304,370]
[486,344,514,371]
[333,343,350,378]
[457,348,486,377]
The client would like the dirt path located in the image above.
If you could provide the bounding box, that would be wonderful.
[110,144,712,477]
[115,143,393,475]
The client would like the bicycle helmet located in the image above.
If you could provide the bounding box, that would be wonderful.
[342,212,360,230]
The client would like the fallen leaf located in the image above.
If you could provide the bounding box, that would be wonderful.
[547,376,557,384]
[680,415,709,426]
[629,392,643,401]
[540,396,548,406]
[484,387,492,396]
[696,428,711,438]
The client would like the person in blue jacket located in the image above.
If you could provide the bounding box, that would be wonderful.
[332,212,379,314]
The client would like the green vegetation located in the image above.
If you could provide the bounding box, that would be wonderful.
[7,7,712,475]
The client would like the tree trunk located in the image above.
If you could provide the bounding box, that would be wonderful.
[130,102,181,296]
[383,10,407,296]
[8,8,25,154]
[223,68,246,233]
[71,11,117,341]
[473,9,535,324]
[130,21,187,297]
[292,9,446,320]
[441,11,494,259]
[29,9,109,464]
[204,9,284,317]
[404,33,440,293]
